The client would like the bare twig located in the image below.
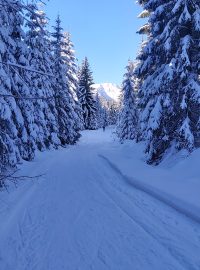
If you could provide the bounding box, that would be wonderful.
[0,169,45,191]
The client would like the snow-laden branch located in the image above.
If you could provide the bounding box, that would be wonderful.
[0,0,47,33]
[0,62,56,100]
[0,94,56,100]
[0,61,55,77]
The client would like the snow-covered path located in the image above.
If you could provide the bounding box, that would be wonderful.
[0,128,200,270]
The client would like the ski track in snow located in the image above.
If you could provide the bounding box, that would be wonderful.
[0,127,200,270]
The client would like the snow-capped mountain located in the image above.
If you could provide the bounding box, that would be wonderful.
[93,83,121,103]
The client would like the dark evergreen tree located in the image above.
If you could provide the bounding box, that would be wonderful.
[78,58,97,130]
[108,102,119,126]
[52,16,80,145]
[95,94,107,128]
[117,61,138,141]
[136,0,200,164]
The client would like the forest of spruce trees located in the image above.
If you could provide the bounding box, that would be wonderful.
[0,0,115,184]
[0,0,200,185]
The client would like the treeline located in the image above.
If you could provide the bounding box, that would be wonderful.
[0,0,115,184]
[117,0,200,164]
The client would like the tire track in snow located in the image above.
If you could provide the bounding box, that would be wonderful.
[99,154,200,225]
[96,154,200,270]
[91,172,185,270]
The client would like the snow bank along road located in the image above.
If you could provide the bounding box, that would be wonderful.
[0,128,200,270]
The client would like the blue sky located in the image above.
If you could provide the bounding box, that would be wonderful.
[45,0,144,85]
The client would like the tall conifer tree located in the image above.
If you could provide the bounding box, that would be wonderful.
[78,58,97,130]
[25,4,60,149]
[0,0,35,162]
[52,16,80,145]
[137,0,200,164]
[0,0,23,172]
[62,32,84,130]
[117,61,138,141]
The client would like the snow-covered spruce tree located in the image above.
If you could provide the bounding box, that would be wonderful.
[62,32,84,130]
[0,0,36,163]
[52,16,80,145]
[0,0,25,173]
[24,4,61,149]
[117,61,138,141]
[136,1,152,143]
[35,9,61,148]
[78,58,97,130]
[136,0,200,164]
[0,64,20,174]
[24,3,49,151]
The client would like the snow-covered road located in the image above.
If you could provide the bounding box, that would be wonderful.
[0,128,200,270]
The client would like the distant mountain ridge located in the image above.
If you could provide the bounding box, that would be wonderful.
[93,83,121,103]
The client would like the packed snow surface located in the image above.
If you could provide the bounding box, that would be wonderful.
[0,127,200,270]
[93,83,121,103]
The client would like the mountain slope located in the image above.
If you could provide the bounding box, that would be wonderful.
[93,83,121,103]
